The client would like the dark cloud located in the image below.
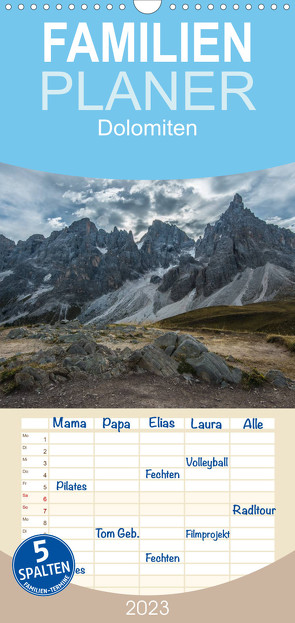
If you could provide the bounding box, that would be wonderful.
[0,162,295,242]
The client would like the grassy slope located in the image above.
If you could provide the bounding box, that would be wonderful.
[155,300,295,335]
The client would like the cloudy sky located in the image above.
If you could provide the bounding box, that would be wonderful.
[0,162,295,243]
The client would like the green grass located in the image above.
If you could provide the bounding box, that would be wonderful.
[0,366,23,383]
[242,368,266,388]
[155,300,295,335]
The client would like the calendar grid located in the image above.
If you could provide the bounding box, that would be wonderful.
[21,415,276,595]
[93,427,95,590]
[138,428,141,596]
[229,422,231,583]
[47,420,50,541]
[184,425,186,594]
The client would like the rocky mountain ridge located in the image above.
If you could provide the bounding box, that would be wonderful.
[0,194,295,326]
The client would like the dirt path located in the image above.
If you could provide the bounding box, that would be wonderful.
[180,330,295,380]
[0,327,156,360]
[1,373,294,409]
[0,329,51,359]
[1,324,294,409]
[1,326,293,378]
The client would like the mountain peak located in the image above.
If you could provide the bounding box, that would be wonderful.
[219,194,254,225]
[68,218,98,235]
[0,233,15,244]
[0,233,15,271]
[1,204,295,327]
[233,193,243,204]
[144,219,193,242]
[150,219,174,231]
[226,193,245,213]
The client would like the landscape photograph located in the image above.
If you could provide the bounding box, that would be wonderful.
[0,162,294,408]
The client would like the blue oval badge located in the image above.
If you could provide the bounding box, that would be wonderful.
[12,535,75,596]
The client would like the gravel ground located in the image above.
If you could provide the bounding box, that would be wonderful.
[0,373,294,409]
